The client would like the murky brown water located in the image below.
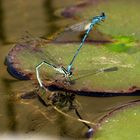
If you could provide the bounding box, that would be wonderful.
[0,0,140,139]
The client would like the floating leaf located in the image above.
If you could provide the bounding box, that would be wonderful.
[94,100,140,140]
[61,0,140,40]
[5,36,140,95]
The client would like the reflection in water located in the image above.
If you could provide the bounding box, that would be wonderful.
[0,0,6,44]
[20,88,95,138]
[1,75,140,139]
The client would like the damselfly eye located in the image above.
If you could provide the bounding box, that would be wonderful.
[69,71,72,76]
[102,12,105,17]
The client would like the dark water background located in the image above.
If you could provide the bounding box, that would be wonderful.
[0,0,139,139]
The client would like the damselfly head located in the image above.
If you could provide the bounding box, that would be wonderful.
[101,12,105,19]
[98,12,106,21]
[92,12,106,24]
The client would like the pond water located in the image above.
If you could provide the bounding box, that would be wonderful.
[0,0,140,139]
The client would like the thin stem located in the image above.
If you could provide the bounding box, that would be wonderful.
[75,108,91,129]
[53,106,96,125]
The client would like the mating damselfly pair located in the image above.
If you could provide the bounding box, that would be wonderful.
[36,12,106,89]
[34,12,106,137]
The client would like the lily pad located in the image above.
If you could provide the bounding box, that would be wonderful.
[94,100,140,140]
[60,0,140,40]
[5,36,140,95]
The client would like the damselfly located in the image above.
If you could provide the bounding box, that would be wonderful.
[36,12,106,88]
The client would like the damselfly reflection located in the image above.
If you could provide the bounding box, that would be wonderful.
[36,89,95,138]
[19,88,95,138]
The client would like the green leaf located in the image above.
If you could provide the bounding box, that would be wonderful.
[6,36,140,94]
[94,100,140,140]
[61,1,140,40]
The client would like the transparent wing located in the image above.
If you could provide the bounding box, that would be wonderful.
[52,20,93,43]
[19,32,59,65]
[15,32,67,82]
[71,66,119,82]
[65,20,90,32]
[53,19,106,43]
